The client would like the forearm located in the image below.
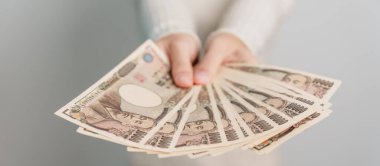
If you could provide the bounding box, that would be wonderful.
[209,0,295,55]
[140,0,199,43]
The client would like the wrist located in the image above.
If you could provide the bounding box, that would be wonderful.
[156,32,201,52]
[207,29,258,56]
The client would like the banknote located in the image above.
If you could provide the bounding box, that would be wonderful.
[226,64,341,100]
[143,94,197,151]
[222,80,317,123]
[55,40,194,150]
[209,84,245,141]
[74,67,336,157]
[146,86,227,158]
[184,82,283,158]
[157,85,250,157]
[189,110,331,157]
[76,127,123,145]
[172,86,228,151]
[250,109,332,154]
[182,84,258,157]
[176,80,310,158]
[244,83,331,152]
[56,40,341,158]
[218,69,340,153]
[78,88,201,153]
[186,79,331,157]
[221,80,327,146]
[213,82,280,136]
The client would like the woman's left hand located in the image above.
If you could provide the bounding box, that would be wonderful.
[193,33,257,84]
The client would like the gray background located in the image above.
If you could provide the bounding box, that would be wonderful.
[0,0,379,166]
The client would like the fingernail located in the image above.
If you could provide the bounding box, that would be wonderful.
[195,71,209,84]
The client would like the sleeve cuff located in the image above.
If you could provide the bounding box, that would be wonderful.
[150,22,201,50]
[206,28,261,56]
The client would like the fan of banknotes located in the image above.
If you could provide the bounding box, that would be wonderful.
[55,40,341,158]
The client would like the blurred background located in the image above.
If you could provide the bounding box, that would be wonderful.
[0,0,379,166]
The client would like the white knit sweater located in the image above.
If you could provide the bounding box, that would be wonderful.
[140,0,294,56]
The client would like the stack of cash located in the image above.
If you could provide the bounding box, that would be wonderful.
[55,40,341,158]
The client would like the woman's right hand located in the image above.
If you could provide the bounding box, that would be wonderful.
[156,34,199,88]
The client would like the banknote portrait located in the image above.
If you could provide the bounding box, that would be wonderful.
[216,104,239,141]
[216,105,232,130]
[262,69,335,98]
[144,106,188,148]
[176,108,218,147]
[247,90,287,110]
[227,81,287,110]
[243,98,288,125]
[181,107,217,136]
[227,65,338,100]
[262,69,311,90]
[156,112,181,135]
[244,88,302,117]
[228,97,273,133]
[212,88,239,142]
[176,89,222,148]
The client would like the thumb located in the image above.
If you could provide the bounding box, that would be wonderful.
[193,46,225,85]
[169,41,197,88]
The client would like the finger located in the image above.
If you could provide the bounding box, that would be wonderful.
[238,49,257,63]
[156,41,169,56]
[169,42,197,88]
[193,46,225,85]
[223,49,257,64]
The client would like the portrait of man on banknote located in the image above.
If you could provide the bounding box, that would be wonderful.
[176,88,222,148]
[250,91,287,110]
[262,69,312,90]
[262,69,334,98]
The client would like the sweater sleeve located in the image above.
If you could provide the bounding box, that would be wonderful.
[140,0,200,44]
[208,0,295,55]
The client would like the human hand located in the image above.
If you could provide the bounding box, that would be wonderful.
[156,34,199,88]
[193,33,257,85]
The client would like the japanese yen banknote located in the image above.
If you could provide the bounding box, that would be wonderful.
[55,40,341,158]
